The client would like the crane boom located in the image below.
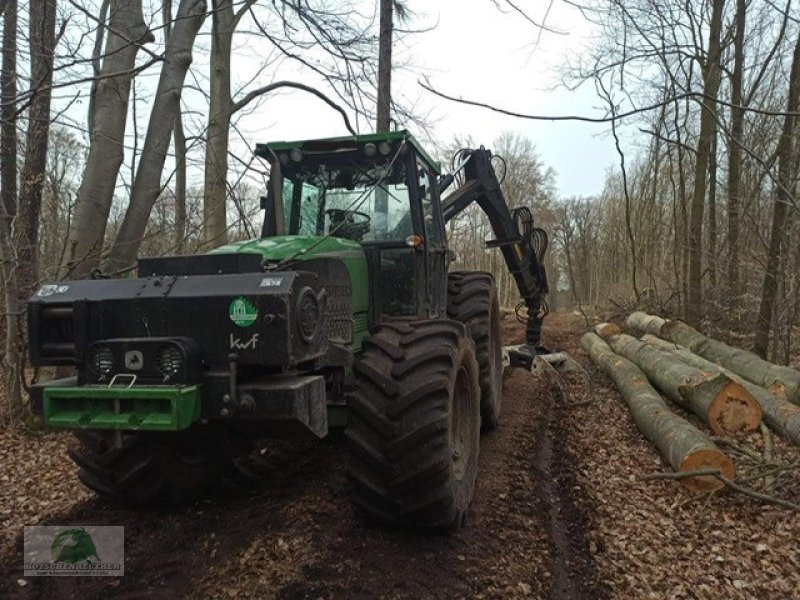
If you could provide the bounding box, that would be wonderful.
[441,147,550,366]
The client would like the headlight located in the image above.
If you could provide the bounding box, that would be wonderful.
[88,345,113,374]
[156,345,183,376]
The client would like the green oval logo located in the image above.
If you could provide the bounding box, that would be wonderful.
[229,297,258,327]
[51,529,99,564]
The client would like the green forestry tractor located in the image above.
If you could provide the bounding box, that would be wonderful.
[28,131,549,529]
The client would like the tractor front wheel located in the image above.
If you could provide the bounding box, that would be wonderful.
[346,319,481,529]
[68,425,236,504]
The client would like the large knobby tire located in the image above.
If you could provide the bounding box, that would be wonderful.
[68,425,235,504]
[346,319,481,529]
[447,271,504,430]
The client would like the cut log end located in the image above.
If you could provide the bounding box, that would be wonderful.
[679,449,736,492]
[594,322,621,338]
[707,382,763,435]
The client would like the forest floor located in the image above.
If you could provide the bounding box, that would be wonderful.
[1,313,799,599]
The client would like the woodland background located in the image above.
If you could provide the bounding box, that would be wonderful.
[2,0,800,426]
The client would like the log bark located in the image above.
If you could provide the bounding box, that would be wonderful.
[582,333,734,491]
[627,312,800,403]
[599,332,761,435]
[641,335,800,447]
[626,311,665,336]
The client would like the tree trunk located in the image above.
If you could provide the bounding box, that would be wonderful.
[686,0,724,325]
[641,335,800,447]
[62,0,153,278]
[201,0,236,250]
[373,0,394,227]
[174,113,187,253]
[726,0,745,318]
[754,29,800,358]
[582,333,734,491]
[707,131,717,290]
[627,312,800,402]
[376,0,393,132]
[599,332,762,435]
[0,0,14,226]
[163,0,187,254]
[104,0,206,273]
[0,0,21,422]
[17,0,57,298]
[87,0,111,137]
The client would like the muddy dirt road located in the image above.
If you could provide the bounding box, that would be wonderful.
[0,317,606,599]
[6,314,798,599]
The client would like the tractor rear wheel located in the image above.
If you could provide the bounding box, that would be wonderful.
[346,319,481,529]
[447,271,504,430]
[68,425,235,504]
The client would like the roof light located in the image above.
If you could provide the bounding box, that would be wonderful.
[364,143,377,157]
[290,148,303,162]
[378,141,392,155]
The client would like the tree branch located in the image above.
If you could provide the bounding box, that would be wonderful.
[230,80,357,134]
[420,77,800,123]
[639,469,800,511]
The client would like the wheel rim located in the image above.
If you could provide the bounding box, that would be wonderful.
[450,364,473,481]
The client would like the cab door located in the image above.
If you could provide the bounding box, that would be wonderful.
[416,158,448,318]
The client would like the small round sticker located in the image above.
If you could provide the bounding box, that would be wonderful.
[229,297,258,327]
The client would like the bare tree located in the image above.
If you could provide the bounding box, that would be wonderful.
[754,27,800,357]
[104,0,206,273]
[376,1,408,131]
[201,0,254,251]
[686,0,725,325]
[0,0,20,421]
[62,0,154,278]
[726,0,746,314]
[17,0,57,299]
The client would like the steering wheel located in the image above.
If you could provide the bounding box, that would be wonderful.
[326,208,371,225]
[325,209,371,241]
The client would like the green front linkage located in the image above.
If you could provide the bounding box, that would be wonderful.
[43,385,201,431]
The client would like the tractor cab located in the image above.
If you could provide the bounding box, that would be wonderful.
[256,131,448,321]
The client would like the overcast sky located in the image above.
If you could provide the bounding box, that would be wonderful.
[51,1,622,201]
[230,0,618,199]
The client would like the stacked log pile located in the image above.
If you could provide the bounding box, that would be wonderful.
[639,334,800,447]
[583,312,800,498]
[581,333,734,491]
[627,312,800,402]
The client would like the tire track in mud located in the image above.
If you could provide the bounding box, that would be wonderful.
[530,363,608,600]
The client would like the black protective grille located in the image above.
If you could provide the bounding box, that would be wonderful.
[326,284,352,342]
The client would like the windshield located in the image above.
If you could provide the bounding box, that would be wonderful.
[278,160,412,242]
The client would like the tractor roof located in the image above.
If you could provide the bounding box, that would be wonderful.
[255,130,441,175]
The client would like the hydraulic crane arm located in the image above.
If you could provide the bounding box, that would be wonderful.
[440,147,550,365]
